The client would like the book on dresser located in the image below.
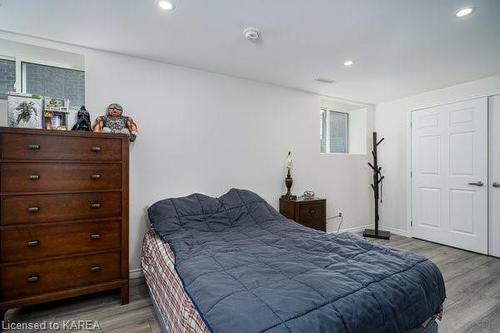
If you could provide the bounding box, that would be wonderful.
[0,127,129,319]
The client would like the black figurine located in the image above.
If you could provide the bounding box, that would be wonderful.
[72,106,92,131]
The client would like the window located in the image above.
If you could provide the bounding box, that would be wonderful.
[320,108,349,153]
[0,38,85,107]
[0,58,16,99]
[22,62,85,109]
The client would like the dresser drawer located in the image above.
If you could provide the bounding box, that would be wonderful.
[0,133,122,161]
[1,192,121,225]
[1,163,122,193]
[1,220,121,262]
[0,252,121,299]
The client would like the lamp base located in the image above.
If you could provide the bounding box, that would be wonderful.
[281,194,297,200]
[362,229,391,240]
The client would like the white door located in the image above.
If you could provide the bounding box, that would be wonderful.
[490,95,500,257]
[411,97,488,254]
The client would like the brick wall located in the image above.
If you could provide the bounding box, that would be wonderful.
[0,58,16,99]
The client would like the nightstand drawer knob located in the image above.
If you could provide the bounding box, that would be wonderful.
[27,275,40,283]
[90,233,101,240]
[29,174,40,180]
[90,202,101,209]
[90,174,101,180]
[309,209,316,214]
[91,146,102,152]
[27,144,40,150]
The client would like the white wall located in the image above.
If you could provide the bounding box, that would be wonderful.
[375,75,500,235]
[0,32,374,272]
[348,108,367,155]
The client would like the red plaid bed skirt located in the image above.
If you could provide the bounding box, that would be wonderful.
[142,230,210,333]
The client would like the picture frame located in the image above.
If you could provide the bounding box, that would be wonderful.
[44,97,69,112]
[7,94,43,129]
[43,97,71,130]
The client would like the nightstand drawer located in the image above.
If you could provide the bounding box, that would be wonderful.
[298,203,324,221]
[279,197,326,231]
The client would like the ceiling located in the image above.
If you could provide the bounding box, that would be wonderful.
[0,0,499,103]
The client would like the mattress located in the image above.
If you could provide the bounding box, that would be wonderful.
[142,230,209,333]
[147,189,446,333]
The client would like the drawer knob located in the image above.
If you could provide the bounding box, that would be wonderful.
[90,233,101,240]
[29,174,40,180]
[90,266,101,273]
[90,202,101,209]
[91,146,102,152]
[27,144,40,150]
[27,275,40,283]
[90,174,101,180]
[27,240,40,247]
[28,206,40,213]
[309,209,316,214]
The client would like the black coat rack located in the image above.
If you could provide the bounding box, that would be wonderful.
[363,132,390,240]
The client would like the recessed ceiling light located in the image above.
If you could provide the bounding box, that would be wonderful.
[343,60,354,67]
[158,0,175,11]
[455,7,474,18]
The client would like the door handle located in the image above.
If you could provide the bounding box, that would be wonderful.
[493,182,500,188]
[468,181,484,187]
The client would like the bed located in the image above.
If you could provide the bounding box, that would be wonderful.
[142,189,445,333]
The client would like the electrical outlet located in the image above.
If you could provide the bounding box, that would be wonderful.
[335,208,343,217]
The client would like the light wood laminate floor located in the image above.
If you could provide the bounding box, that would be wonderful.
[3,234,500,332]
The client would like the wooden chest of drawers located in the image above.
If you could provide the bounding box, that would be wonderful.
[279,197,326,231]
[0,127,129,317]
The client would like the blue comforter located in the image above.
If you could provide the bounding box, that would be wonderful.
[149,189,445,333]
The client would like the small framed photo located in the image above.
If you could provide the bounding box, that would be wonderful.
[7,94,43,129]
[44,110,70,130]
[44,97,69,112]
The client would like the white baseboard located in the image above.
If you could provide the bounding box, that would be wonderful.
[327,224,371,234]
[378,225,410,238]
[329,224,410,238]
[129,268,144,280]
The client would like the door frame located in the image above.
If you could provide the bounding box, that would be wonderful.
[406,92,500,241]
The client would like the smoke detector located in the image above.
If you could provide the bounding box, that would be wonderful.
[243,27,261,42]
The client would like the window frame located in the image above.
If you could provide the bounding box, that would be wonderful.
[320,108,350,154]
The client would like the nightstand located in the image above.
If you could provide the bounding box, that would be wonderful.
[279,197,326,231]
